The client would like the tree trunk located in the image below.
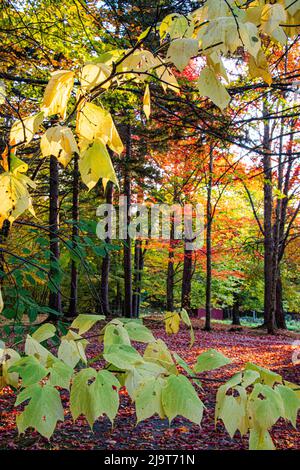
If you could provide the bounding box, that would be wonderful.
[67,153,79,319]
[232,301,241,326]
[275,271,286,329]
[100,181,113,316]
[49,155,62,319]
[181,245,193,311]
[123,124,132,318]
[166,218,175,312]
[133,239,145,317]
[204,147,213,331]
[262,103,275,334]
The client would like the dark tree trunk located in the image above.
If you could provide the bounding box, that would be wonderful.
[262,105,275,334]
[100,181,113,316]
[232,302,241,326]
[181,245,193,311]
[166,218,175,312]
[133,239,145,317]
[204,148,213,331]
[275,272,286,329]
[123,124,132,318]
[49,155,62,319]
[67,153,79,319]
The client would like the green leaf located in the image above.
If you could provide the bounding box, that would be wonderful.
[217,393,246,438]
[70,368,120,427]
[167,38,198,72]
[58,331,88,368]
[103,322,131,350]
[161,374,204,425]
[245,363,282,387]
[248,383,284,430]
[124,321,155,343]
[103,344,144,371]
[48,360,74,390]
[25,335,56,366]
[249,428,275,450]
[143,339,177,373]
[197,66,231,110]
[124,361,167,400]
[194,349,231,373]
[135,377,166,423]
[15,383,64,439]
[9,356,48,387]
[276,384,300,428]
[70,314,105,335]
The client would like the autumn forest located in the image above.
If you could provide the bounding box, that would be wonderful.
[0,0,299,454]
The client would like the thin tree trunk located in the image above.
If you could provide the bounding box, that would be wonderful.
[133,239,144,317]
[67,153,79,319]
[123,124,132,318]
[49,155,62,319]
[204,147,213,331]
[100,181,113,316]
[232,300,241,326]
[275,271,286,329]
[166,218,175,312]
[262,103,275,334]
[181,245,193,311]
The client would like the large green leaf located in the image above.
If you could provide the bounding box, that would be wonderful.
[9,356,48,386]
[249,428,275,450]
[103,322,131,351]
[48,360,74,390]
[103,344,144,371]
[144,339,177,373]
[70,314,105,335]
[276,384,300,428]
[32,323,56,343]
[124,321,155,343]
[15,383,64,439]
[70,368,120,427]
[248,383,284,430]
[135,377,166,423]
[161,374,204,425]
[194,349,231,373]
[245,363,282,387]
[125,361,167,399]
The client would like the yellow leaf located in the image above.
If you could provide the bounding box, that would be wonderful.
[79,138,118,190]
[261,3,287,35]
[156,64,180,94]
[164,311,180,335]
[76,102,123,154]
[167,38,198,72]
[41,70,74,119]
[143,84,151,119]
[270,26,287,45]
[206,52,229,82]
[40,125,79,167]
[240,22,261,59]
[0,172,36,227]
[10,112,44,146]
[248,50,272,85]
[79,63,111,92]
[197,66,231,110]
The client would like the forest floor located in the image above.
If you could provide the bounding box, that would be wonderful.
[0,320,299,450]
